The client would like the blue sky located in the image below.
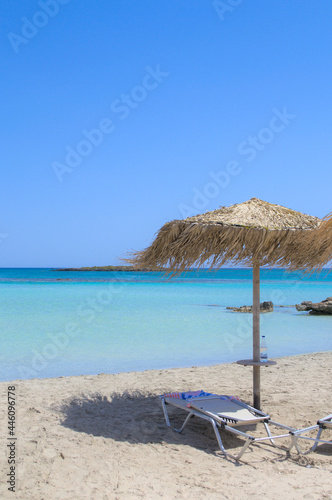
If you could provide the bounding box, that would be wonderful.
[1,1,331,267]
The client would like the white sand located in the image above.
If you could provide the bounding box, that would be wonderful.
[1,352,331,499]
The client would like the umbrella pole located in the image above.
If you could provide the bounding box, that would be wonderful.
[253,260,261,409]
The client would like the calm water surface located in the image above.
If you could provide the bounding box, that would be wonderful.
[0,268,331,381]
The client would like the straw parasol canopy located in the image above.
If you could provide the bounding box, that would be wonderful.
[128,198,322,272]
[126,198,324,409]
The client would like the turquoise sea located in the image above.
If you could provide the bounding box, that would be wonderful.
[0,268,331,382]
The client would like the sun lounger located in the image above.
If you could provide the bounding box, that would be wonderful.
[160,391,295,460]
[290,414,332,454]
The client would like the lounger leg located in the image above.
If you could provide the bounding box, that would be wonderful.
[233,438,253,461]
[209,418,227,455]
[310,427,323,452]
[263,421,283,447]
[172,413,195,433]
[292,426,324,454]
[263,422,275,444]
[161,398,194,433]
[262,420,296,450]
[209,419,253,461]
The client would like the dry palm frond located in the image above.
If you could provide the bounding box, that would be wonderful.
[125,198,328,273]
[296,211,332,270]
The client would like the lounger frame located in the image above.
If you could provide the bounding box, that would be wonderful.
[160,395,294,461]
[290,414,332,454]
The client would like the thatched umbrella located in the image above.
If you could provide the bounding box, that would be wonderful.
[127,197,325,409]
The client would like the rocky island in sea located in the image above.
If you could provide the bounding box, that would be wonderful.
[54,265,167,272]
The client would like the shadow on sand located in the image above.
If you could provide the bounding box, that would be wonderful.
[54,391,319,462]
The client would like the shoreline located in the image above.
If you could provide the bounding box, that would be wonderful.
[1,349,331,384]
[1,352,331,499]
[2,349,332,384]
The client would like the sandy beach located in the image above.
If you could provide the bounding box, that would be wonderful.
[1,352,331,499]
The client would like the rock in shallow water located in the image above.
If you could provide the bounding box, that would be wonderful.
[226,301,274,313]
[295,297,332,315]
